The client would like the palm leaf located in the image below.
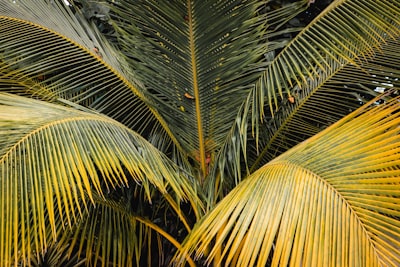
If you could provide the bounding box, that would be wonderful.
[0,93,202,266]
[250,37,400,171]
[0,0,185,162]
[176,93,400,266]
[205,0,400,198]
[26,242,86,267]
[252,0,399,115]
[65,192,196,267]
[108,0,309,179]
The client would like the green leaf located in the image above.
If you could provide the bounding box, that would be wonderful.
[206,0,400,199]
[0,0,185,161]
[67,192,196,267]
[251,37,400,170]
[109,0,308,179]
[253,0,400,116]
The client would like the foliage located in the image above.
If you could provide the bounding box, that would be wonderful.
[0,0,399,266]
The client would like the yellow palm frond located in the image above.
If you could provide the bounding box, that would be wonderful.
[0,93,202,266]
[206,0,400,199]
[66,193,196,267]
[176,93,400,266]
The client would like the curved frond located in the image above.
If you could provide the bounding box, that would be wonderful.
[0,93,202,266]
[253,0,400,116]
[207,0,400,194]
[0,0,185,161]
[176,94,400,266]
[251,37,400,170]
[67,193,196,267]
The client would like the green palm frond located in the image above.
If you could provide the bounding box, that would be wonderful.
[0,0,185,160]
[250,37,400,171]
[0,93,202,266]
[108,0,309,178]
[176,93,400,266]
[205,0,400,196]
[252,0,399,116]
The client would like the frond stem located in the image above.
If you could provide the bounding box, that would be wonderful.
[187,1,207,181]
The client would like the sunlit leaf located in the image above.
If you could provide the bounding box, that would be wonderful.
[0,93,202,265]
[177,94,400,266]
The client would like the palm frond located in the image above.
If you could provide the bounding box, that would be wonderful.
[108,0,309,178]
[26,242,86,267]
[206,0,400,197]
[252,0,400,116]
[250,37,400,171]
[66,192,196,267]
[0,0,185,162]
[176,93,400,266]
[0,93,202,266]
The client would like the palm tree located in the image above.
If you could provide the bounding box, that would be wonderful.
[0,0,399,266]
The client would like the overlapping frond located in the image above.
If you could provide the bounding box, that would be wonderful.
[206,0,400,196]
[0,0,184,160]
[109,0,308,178]
[1,0,399,265]
[176,94,400,266]
[250,37,400,170]
[252,0,400,116]
[0,93,202,266]
[26,241,86,267]
[66,192,196,267]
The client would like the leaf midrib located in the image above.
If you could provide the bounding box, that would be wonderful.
[187,1,206,180]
